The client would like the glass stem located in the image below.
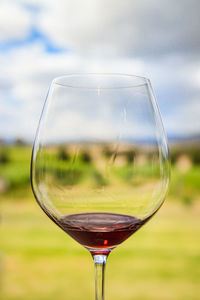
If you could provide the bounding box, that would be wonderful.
[93,255,107,300]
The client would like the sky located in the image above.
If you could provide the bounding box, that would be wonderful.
[0,0,200,142]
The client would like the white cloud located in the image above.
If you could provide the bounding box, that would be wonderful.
[165,97,200,137]
[35,0,200,58]
[0,1,31,42]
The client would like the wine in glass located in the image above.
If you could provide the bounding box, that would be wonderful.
[31,74,170,300]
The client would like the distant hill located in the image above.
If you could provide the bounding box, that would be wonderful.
[168,133,200,149]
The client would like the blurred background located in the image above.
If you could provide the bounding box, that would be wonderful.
[0,0,200,299]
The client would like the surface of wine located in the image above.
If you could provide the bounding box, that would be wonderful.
[58,212,147,249]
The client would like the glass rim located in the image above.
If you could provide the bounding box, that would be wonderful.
[52,73,150,89]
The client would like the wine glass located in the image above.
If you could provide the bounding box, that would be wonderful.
[31,73,170,300]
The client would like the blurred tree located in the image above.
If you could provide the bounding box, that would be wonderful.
[14,138,27,146]
[58,147,70,161]
[80,151,92,163]
[190,149,200,165]
[125,151,135,164]
[170,150,180,164]
[102,146,112,159]
[0,148,10,164]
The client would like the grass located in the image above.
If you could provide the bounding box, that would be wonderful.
[1,190,200,300]
[0,146,200,299]
[0,146,31,188]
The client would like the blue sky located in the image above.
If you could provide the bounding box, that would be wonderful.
[0,0,200,142]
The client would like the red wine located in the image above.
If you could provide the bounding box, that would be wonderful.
[57,212,147,249]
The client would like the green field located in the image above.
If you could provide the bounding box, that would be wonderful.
[0,146,200,300]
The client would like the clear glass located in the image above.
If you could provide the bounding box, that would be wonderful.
[31,73,170,300]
